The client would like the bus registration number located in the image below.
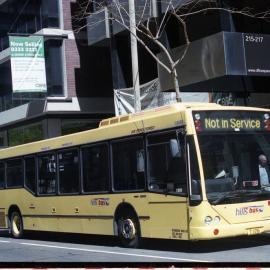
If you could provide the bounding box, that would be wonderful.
[247,227,261,235]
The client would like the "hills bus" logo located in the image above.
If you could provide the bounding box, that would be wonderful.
[236,205,264,216]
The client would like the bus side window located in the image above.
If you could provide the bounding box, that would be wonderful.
[38,153,57,195]
[0,162,5,188]
[82,144,110,193]
[58,149,80,194]
[112,138,145,191]
[147,131,187,195]
[25,156,36,193]
[6,159,23,188]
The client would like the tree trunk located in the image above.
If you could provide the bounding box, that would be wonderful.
[172,68,182,102]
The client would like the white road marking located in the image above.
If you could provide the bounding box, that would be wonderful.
[20,242,210,262]
[0,240,10,243]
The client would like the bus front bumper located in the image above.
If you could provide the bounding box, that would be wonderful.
[190,220,270,240]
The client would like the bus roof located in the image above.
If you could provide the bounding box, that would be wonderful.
[100,102,270,127]
[99,102,221,127]
[0,102,269,159]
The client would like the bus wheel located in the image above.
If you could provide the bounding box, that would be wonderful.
[117,214,140,248]
[10,211,24,238]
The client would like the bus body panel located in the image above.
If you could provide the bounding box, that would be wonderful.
[0,103,270,243]
[212,202,270,224]
[189,201,270,240]
[0,188,189,240]
[146,193,189,240]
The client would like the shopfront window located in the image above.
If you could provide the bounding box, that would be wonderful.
[0,131,7,148]
[62,119,98,135]
[8,122,43,146]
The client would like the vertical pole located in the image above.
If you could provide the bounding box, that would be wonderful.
[128,0,141,112]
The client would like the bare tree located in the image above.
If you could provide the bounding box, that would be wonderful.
[73,0,270,103]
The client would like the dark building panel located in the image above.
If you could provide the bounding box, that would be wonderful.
[158,31,270,93]
[74,45,113,98]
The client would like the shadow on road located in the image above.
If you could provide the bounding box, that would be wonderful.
[142,234,270,253]
[1,230,270,253]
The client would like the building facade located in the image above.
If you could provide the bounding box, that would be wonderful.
[84,0,270,108]
[0,0,114,147]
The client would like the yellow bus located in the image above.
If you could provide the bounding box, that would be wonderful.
[1,102,270,248]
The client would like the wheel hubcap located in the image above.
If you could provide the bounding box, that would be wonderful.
[120,218,136,239]
[12,215,21,235]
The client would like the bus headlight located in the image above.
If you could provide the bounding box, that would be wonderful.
[214,216,221,224]
[204,216,212,225]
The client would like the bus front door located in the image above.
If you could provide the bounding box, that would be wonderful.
[146,130,189,240]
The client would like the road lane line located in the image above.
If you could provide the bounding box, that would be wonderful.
[20,242,210,262]
[0,240,10,243]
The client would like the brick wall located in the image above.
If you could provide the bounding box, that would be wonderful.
[61,0,81,98]
[64,39,80,97]
[62,0,76,31]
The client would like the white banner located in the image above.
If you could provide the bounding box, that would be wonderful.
[114,79,210,115]
[9,36,47,93]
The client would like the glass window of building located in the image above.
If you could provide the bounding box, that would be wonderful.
[8,122,43,147]
[41,0,60,28]
[45,39,64,96]
[0,131,7,148]
[62,119,99,135]
[0,0,60,52]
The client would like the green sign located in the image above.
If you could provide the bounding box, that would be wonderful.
[9,36,47,93]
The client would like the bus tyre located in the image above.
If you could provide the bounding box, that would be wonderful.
[117,214,140,248]
[10,211,24,239]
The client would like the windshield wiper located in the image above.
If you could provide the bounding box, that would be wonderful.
[211,190,260,205]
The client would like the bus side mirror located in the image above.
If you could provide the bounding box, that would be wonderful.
[170,139,181,158]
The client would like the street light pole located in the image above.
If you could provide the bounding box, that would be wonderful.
[128,0,141,112]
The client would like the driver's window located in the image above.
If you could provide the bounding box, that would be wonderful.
[147,130,187,195]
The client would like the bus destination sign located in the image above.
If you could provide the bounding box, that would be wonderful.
[192,111,270,133]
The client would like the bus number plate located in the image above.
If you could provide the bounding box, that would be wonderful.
[247,227,261,235]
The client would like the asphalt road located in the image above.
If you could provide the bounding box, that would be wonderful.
[0,230,269,266]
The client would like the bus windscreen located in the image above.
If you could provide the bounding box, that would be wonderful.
[194,110,270,207]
